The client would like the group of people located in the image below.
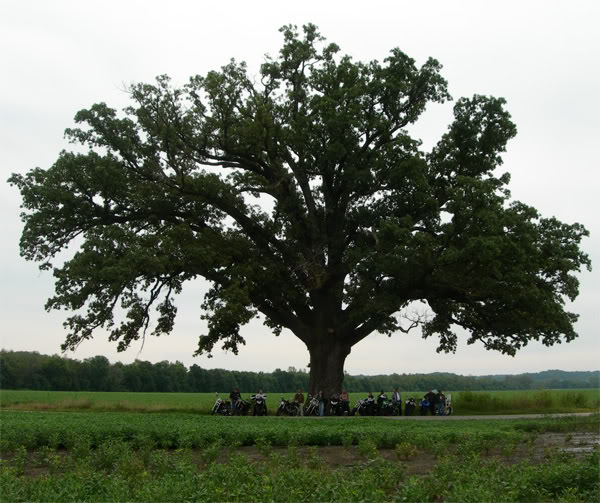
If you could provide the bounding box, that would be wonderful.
[304,389,351,416]
[225,387,450,416]
[404,389,450,416]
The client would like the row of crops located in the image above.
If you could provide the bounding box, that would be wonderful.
[1,410,598,451]
[1,411,599,502]
[1,442,597,502]
[2,445,596,502]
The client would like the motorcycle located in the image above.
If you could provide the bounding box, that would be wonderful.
[305,394,320,416]
[251,394,268,416]
[350,397,374,416]
[376,399,396,416]
[232,398,251,416]
[443,394,453,416]
[404,398,417,416]
[276,396,299,416]
[328,393,343,416]
[211,392,232,415]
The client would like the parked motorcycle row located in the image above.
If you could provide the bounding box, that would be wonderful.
[211,392,453,417]
[349,396,400,416]
[211,393,263,416]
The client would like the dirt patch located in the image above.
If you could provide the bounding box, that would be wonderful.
[224,432,599,473]
[535,432,599,455]
[201,431,599,475]
[229,445,436,474]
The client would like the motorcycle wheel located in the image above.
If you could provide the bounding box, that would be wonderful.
[276,408,281,416]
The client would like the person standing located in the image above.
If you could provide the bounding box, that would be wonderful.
[366,392,375,415]
[436,390,446,416]
[294,388,305,416]
[317,391,326,417]
[229,387,241,414]
[340,389,350,415]
[392,388,402,415]
[425,389,437,415]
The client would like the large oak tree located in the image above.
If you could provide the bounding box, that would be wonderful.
[9,25,590,397]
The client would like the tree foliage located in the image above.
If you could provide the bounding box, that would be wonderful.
[9,25,590,393]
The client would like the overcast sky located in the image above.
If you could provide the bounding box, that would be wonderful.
[1,0,598,376]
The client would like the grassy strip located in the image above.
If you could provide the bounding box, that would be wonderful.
[454,389,600,415]
[2,389,599,415]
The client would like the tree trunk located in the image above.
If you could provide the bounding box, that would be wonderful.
[306,338,351,401]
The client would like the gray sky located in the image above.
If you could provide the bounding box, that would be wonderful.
[1,0,598,376]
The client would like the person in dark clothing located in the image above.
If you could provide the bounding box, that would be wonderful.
[404,398,416,416]
[436,390,446,416]
[425,390,437,415]
[340,390,350,415]
[229,387,241,414]
[366,392,375,415]
[377,390,387,406]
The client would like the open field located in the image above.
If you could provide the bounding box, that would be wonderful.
[1,389,599,415]
[1,411,598,502]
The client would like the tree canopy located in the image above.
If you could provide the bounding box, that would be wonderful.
[9,24,591,396]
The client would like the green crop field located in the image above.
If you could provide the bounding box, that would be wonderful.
[1,388,599,415]
[1,410,598,451]
[0,410,598,502]
[2,389,598,501]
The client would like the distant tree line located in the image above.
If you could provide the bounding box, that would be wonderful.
[1,350,598,393]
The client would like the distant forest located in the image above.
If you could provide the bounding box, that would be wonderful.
[1,350,598,393]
